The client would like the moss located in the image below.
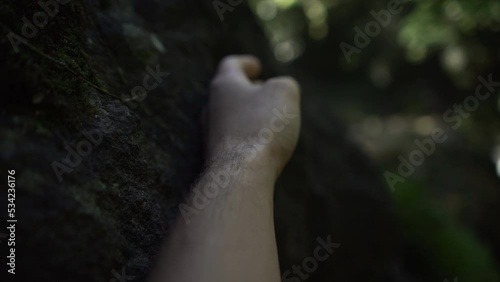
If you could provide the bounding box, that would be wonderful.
[1,0,117,129]
[2,1,406,281]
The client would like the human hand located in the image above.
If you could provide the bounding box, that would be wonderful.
[207,55,301,178]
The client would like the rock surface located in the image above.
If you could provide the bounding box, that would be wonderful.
[0,0,401,281]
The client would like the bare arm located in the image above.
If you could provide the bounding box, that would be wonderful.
[150,55,301,282]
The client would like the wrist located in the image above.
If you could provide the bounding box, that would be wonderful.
[206,139,279,186]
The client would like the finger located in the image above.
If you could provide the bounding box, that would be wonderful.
[265,76,301,98]
[216,55,262,82]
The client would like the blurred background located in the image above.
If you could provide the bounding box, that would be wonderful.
[1,0,500,281]
[248,0,500,280]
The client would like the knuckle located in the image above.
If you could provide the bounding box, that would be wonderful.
[219,55,238,68]
[266,76,301,97]
[210,75,230,89]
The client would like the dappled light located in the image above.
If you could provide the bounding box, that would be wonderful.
[249,0,500,280]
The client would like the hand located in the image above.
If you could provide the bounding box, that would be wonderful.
[207,55,301,178]
[151,55,298,282]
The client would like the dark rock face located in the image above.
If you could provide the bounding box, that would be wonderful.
[0,0,401,281]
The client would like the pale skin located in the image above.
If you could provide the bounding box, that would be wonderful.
[150,55,301,282]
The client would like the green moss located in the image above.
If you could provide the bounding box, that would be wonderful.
[1,0,118,129]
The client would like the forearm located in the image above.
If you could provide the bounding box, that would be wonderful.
[150,55,300,282]
[152,150,281,282]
